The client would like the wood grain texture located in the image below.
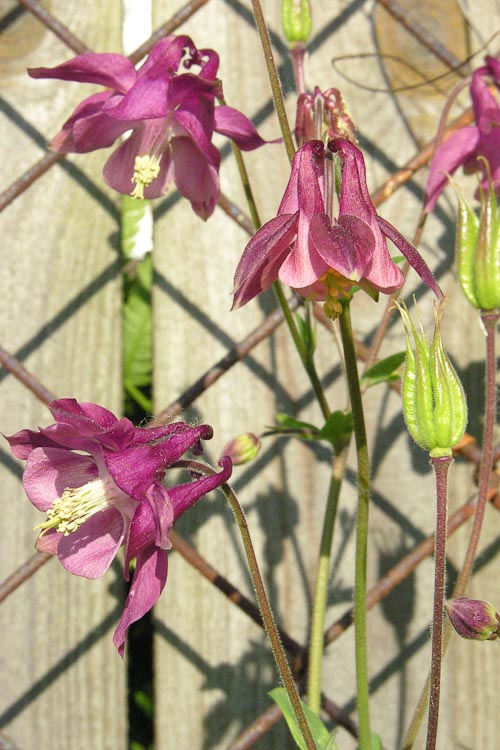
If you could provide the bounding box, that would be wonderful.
[0,3,126,749]
[151,1,500,749]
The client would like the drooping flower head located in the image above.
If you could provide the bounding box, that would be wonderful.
[233,138,441,317]
[29,36,272,219]
[426,55,500,211]
[6,398,232,654]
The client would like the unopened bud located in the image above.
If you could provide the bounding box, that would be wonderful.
[281,0,312,44]
[394,299,467,457]
[221,433,261,465]
[455,159,500,310]
[445,597,500,641]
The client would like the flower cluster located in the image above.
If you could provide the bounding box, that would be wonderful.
[426,55,500,210]
[29,35,272,218]
[233,138,441,317]
[7,399,231,655]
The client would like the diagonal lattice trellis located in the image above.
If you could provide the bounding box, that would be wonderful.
[1,2,500,750]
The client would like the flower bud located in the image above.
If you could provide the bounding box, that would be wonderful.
[455,161,500,310]
[221,433,261,465]
[445,597,500,641]
[281,0,312,44]
[394,299,467,457]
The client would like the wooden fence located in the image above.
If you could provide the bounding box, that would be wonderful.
[1,1,499,749]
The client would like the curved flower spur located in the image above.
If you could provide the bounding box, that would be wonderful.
[6,399,232,655]
[29,35,274,219]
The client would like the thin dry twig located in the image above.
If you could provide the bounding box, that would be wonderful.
[0,551,51,604]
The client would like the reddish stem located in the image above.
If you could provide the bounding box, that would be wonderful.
[425,454,452,750]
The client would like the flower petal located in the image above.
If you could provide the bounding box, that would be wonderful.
[28,53,137,93]
[103,125,172,198]
[309,213,373,281]
[214,105,275,150]
[23,447,97,511]
[425,127,481,210]
[57,507,125,579]
[377,216,442,298]
[232,213,299,308]
[36,529,61,555]
[113,547,168,656]
[170,136,220,219]
[169,456,232,522]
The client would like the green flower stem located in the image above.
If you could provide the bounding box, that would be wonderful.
[338,303,372,748]
[176,459,317,750]
[401,310,499,750]
[307,446,349,714]
[250,0,296,162]
[272,282,331,420]
[425,455,452,750]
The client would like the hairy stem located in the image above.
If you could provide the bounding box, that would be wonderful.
[425,455,452,750]
[401,310,499,750]
[250,0,295,162]
[339,303,372,748]
[307,446,349,714]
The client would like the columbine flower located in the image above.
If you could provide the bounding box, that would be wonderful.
[29,35,271,219]
[233,138,441,317]
[7,398,232,655]
[426,55,500,210]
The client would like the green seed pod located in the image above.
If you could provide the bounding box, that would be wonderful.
[455,160,500,310]
[281,0,312,44]
[394,299,467,457]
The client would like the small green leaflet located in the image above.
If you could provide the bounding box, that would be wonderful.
[267,411,353,452]
[269,687,337,750]
[360,352,405,389]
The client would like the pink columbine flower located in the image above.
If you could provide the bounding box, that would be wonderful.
[233,138,441,316]
[426,55,500,211]
[28,35,271,219]
[6,398,231,655]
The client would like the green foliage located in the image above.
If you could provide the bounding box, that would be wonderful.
[123,254,153,392]
[269,687,336,750]
[360,352,405,389]
[267,410,353,452]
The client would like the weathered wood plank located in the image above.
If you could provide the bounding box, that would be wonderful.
[0,3,126,749]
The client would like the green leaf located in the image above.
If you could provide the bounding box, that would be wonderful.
[360,352,405,389]
[266,413,321,441]
[295,309,316,357]
[123,254,153,391]
[121,195,152,261]
[318,410,353,452]
[133,689,153,719]
[269,687,336,750]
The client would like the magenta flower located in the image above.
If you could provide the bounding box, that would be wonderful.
[7,398,231,655]
[426,56,500,210]
[29,36,271,219]
[233,138,441,315]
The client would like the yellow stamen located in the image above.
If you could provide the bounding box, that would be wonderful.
[35,477,126,536]
[322,270,354,320]
[131,154,161,200]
